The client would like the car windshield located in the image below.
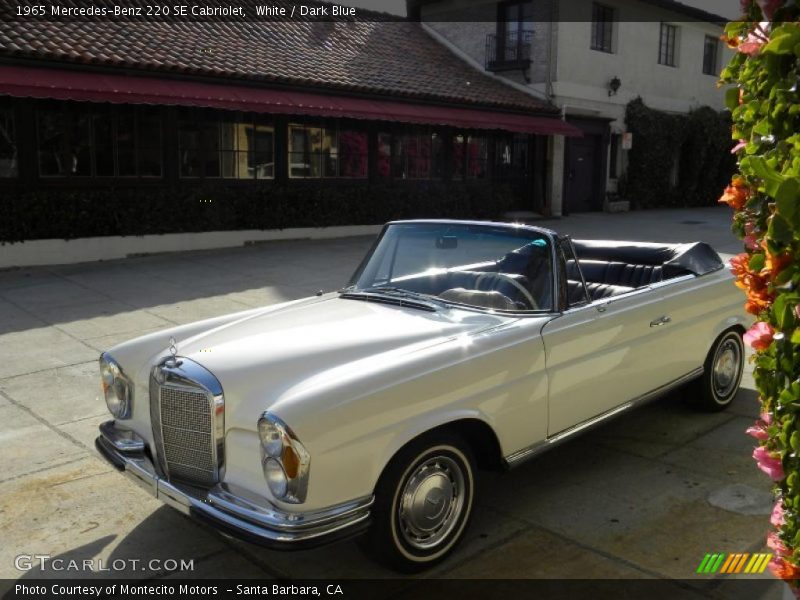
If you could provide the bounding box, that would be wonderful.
[345,222,553,312]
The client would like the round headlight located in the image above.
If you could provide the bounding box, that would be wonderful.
[257,418,284,458]
[263,457,288,498]
[99,354,132,419]
[105,392,127,418]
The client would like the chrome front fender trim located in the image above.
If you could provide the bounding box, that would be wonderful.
[504,366,704,468]
[96,421,373,549]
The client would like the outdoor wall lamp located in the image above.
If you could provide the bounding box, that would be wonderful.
[608,76,622,96]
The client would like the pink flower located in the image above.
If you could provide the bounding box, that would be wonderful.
[731,140,748,154]
[760,411,773,425]
[795,304,800,321]
[739,39,765,56]
[744,235,759,250]
[738,23,771,55]
[771,499,786,527]
[768,531,790,557]
[746,422,769,440]
[753,446,784,480]
[744,321,774,350]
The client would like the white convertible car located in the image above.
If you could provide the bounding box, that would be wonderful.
[96,220,747,571]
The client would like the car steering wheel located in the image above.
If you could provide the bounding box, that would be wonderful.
[475,272,538,310]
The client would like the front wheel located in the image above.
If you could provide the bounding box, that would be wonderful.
[691,329,744,411]
[361,432,476,572]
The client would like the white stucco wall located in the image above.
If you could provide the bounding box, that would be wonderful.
[552,0,731,121]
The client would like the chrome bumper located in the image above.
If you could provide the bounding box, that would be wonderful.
[95,420,373,550]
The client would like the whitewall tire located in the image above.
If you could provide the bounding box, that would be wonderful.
[692,329,744,411]
[361,432,476,572]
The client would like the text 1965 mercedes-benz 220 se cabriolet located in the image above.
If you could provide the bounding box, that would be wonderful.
[95,220,748,571]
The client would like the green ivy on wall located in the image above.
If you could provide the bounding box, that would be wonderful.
[0,182,521,244]
[623,97,735,209]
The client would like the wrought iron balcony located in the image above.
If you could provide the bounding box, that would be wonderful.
[485,30,533,72]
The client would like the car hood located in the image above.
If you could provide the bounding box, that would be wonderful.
[173,295,514,420]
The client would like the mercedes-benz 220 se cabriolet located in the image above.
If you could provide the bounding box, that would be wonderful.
[95,220,747,571]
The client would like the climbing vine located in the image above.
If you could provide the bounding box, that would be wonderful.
[623,98,734,208]
[718,0,800,591]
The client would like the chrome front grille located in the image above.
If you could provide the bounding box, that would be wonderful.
[150,358,224,487]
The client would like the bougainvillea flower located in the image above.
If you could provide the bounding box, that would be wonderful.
[753,446,784,480]
[730,253,750,277]
[743,321,774,350]
[768,556,800,580]
[771,500,786,527]
[738,38,765,56]
[719,176,751,210]
[746,421,770,441]
[765,249,792,276]
[768,532,790,558]
[731,140,748,154]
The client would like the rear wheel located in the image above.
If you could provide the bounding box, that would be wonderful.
[692,329,744,411]
[361,432,476,572]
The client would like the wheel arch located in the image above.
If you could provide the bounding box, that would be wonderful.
[376,417,505,493]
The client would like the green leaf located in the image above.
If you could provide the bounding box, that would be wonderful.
[775,294,794,329]
[725,87,740,112]
[790,328,800,344]
[753,119,772,136]
[776,178,800,222]
[750,252,766,272]
[764,25,800,55]
[769,213,794,245]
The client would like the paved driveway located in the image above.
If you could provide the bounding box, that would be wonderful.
[0,207,782,597]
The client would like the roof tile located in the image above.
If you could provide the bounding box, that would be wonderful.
[0,1,554,113]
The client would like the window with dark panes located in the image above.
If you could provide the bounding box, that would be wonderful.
[37,109,91,177]
[377,133,392,179]
[703,35,719,75]
[378,132,442,180]
[658,23,678,67]
[179,111,273,179]
[452,134,465,180]
[338,130,368,178]
[498,1,533,61]
[0,108,17,177]
[38,104,162,178]
[591,3,614,53]
[466,136,488,179]
[289,124,364,179]
[494,134,529,180]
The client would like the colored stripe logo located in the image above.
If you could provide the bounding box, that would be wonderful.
[696,553,772,574]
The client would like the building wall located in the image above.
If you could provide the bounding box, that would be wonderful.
[551,0,730,120]
[418,0,732,215]
[421,0,555,85]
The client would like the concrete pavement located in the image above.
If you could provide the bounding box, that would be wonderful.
[0,206,783,597]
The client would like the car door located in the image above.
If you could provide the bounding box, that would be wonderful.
[542,239,676,435]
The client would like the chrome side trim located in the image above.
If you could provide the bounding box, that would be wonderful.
[505,366,704,468]
[96,421,373,549]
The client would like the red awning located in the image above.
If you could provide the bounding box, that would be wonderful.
[0,65,581,137]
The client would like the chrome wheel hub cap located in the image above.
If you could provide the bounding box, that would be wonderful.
[713,339,741,398]
[398,456,465,550]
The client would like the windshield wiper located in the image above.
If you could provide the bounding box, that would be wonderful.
[340,286,445,311]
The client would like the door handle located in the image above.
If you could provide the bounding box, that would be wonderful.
[650,315,672,327]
